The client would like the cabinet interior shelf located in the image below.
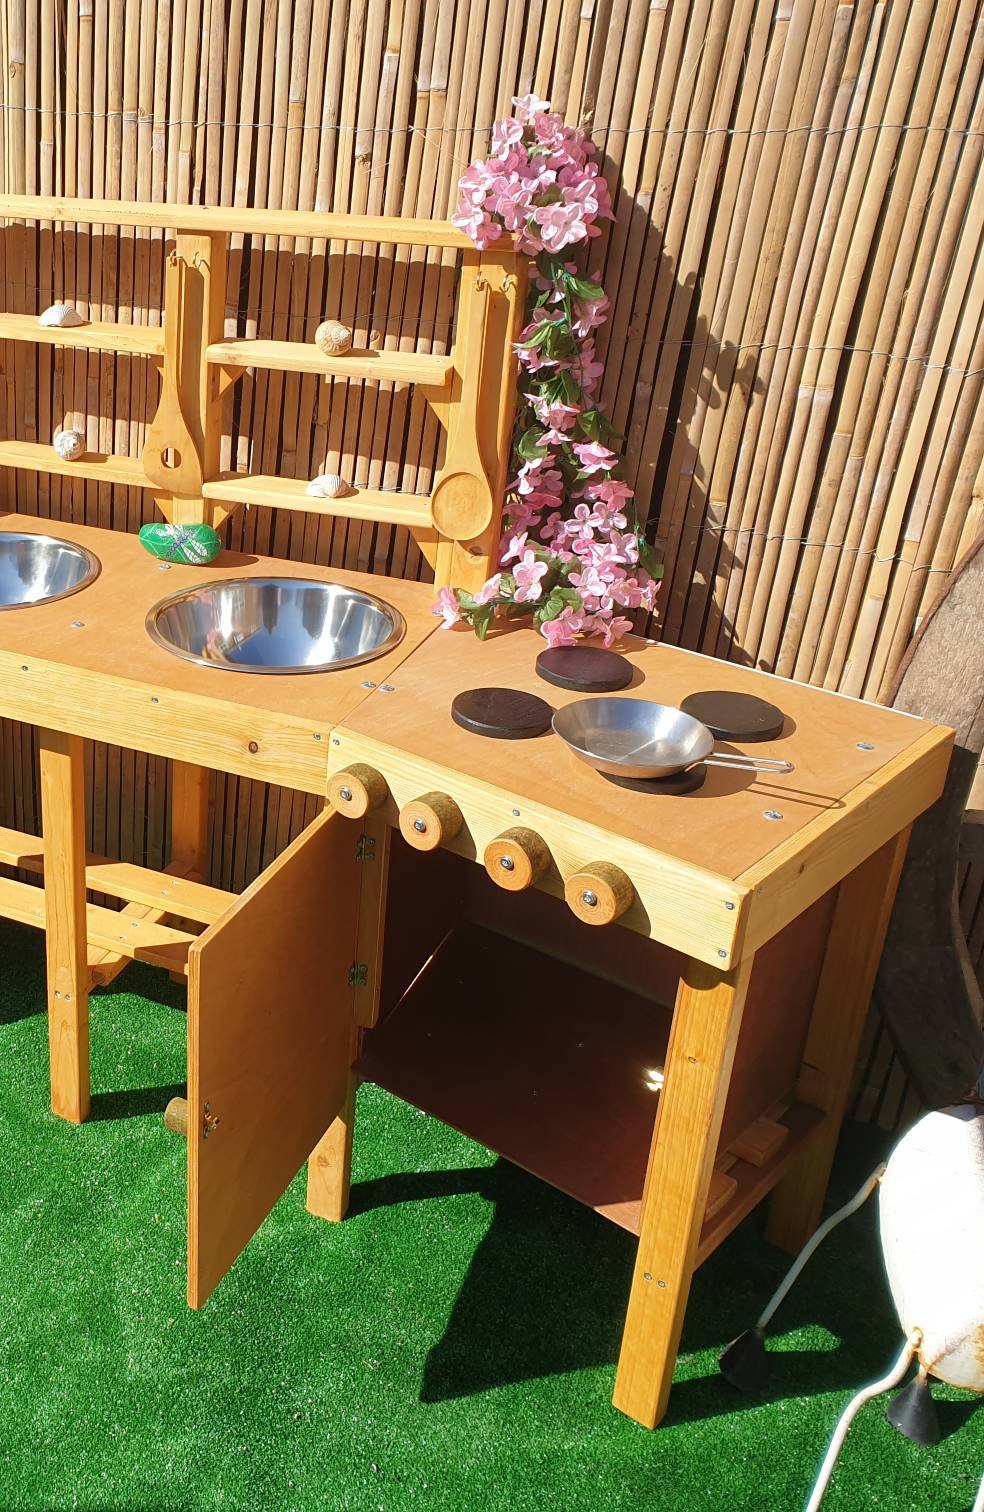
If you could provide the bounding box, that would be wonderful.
[358,925,827,1252]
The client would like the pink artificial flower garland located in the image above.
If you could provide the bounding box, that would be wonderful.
[434,93,661,647]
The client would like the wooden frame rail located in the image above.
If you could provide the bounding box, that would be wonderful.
[0,196,527,593]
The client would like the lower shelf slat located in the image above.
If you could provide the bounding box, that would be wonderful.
[0,874,193,974]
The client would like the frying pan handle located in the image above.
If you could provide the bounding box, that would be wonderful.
[704,753,795,775]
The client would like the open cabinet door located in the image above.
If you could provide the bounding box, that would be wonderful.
[187,807,359,1307]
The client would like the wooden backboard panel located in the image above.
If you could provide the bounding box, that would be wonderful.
[187,807,359,1307]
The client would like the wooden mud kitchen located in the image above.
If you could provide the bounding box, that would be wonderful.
[0,198,952,1429]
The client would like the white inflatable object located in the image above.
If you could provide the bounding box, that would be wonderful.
[879,1104,984,1391]
[39,302,86,327]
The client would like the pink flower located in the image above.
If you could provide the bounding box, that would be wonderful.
[573,440,618,474]
[540,606,585,647]
[432,587,462,629]
[473,573,502,605]
[491,118,525,152]
[512,92,551,124]
[573,296,609,337]
[513,550,549,603]
[533,201,588,252]
[500,530,529,564]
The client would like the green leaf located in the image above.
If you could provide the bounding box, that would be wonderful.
[566,275,605,301]
[515,426,551,461]
[535,252,567,282]
[471,605,495,640]
[577,408,604,442]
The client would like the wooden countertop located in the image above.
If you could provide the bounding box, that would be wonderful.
[0,514,438,792]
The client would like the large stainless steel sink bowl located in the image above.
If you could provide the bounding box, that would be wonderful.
[0,531,101,609]
[146,577,407,674]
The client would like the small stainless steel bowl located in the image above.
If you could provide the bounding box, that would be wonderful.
[0,531,101,609]
[146,576,407,674]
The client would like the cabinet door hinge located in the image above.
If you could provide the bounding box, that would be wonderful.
[356,835,377,860]
[348,962,368,987]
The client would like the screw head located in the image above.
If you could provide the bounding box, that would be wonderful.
[361,680,376,689]
[856,741,875,751]
[159,562,172,571]
[413,817,427,834]
[313,733,322,742]
[725,900,735,911]
[380,683,395,693]
[763,809,783,821]
[248,740,259,754]
[511,808,521,817]
[151,695,160,704]
[581,889,598,908]
[499,856,515,872]
[339,786,352,803]
[718,949,727,958]
[332,738,340,747]
[70,620,84,629]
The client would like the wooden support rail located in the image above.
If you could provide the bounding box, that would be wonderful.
[0,824,235,925]
[206,339,454,386]
[0,874,193,975]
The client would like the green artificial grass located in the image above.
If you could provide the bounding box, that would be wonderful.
[0,919,980,1512]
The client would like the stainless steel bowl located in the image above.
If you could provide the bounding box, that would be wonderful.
[0,531,101,609]
[552,697,793,780]
[146,576,406,674]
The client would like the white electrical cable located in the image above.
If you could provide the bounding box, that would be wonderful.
[757,1166,887,1330]
[804,1333,921,1512]
[971,1466,984,1512]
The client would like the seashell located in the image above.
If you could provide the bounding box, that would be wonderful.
[53,428,85,462]
[314,319,353,356]
[138,522,222,566]
[305,473,355,499]
[39,302,87,328]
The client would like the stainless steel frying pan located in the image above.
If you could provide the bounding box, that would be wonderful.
[552,697,794,781]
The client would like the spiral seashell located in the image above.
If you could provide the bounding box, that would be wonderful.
[314,319,353,356]
[39,302,87,328]
[305,473,355,499]
[53,428,86,462]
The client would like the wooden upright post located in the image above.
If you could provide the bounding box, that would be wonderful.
[39,730,90,1123]
[766,829,911,1253]
[613,953,755,1427]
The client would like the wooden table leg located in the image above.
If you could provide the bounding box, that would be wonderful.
[613,953,755,1427]
[39,729,90,1123]
[306,1070,358,1222]
[168,760,212,981]
[766,827,911,1254]
[306,815,391,1222]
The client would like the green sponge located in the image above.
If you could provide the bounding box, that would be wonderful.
[138,521,222,565]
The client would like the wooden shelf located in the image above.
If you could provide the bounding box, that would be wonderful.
[202,472,434,528]
[0,312,164,356]
[0,439,151,488]
[207,338,453,386]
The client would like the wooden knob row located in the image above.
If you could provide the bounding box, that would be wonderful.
[326,767,634,924]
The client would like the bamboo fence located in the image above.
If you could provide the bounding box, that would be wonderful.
[0,0,981,1126]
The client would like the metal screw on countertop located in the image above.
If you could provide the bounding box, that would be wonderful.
[581,889,598,908]
[725,901,735,910]
[70,620,84,629]
[718,949,728,958]
[763,809,783,821]
[512,809,521,817]
[332,738,340,746]
[361,680,376,689]
[313,733,322,741]
[379,683,395,692]
[413,818,427,834]
[151,696,160,704]
[856,741,875,751]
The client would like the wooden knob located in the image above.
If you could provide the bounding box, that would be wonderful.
[163,1096,188,1137]
[484,827,550,892]
[328,764,388,818]
[399,792,464,851]
[564,862,634,925]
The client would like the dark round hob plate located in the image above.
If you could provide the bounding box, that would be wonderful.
[680,690,785,743]
[536,645,634,693]
[603,763,708,796]
[451,686,554,739]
